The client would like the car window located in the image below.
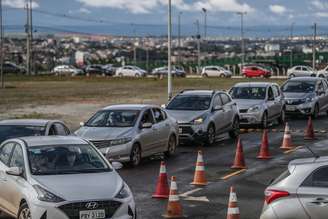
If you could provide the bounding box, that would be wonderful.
[213,94,223,107]
[272,85,280,98]
[220,93,231,105]
[252,67,258,71]
[0,143,15,166]
[54,123,68,136]
[9,144,24,168]
[152,108,165,123]
[295,67,301,71]
[141,109,155,124]
[317,81,325,92]
[49,125,57,136]
[302,166,328,188]
[268,87,274,100]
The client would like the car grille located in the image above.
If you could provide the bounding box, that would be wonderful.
[286,99,305,105]
[90,140,111,149]
[239,109,248,113]
[58,200,121,219]
[178,124,194,135]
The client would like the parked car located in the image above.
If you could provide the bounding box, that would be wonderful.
[317,65,328,78]
[116,66,147,78]
[242,66,272,78]
[281,77,328,118]
[102,64,116,76]
[165,90,240,145]
[287,66,317,78]
[0,136,136,219]
[230,82,285,128]
[85,64,114,76]
[260,156,328,219]
[152,66,186,77]
[0,119,71,144]
[201,66,232,78]
[52,65,84,76]
[3,62,26,74]
[75,104,179,166]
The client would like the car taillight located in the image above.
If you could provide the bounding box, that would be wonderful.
[265,190,289,204]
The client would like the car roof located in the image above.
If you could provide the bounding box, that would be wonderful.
[233,82,273,88]
[289,156,328,166]
[179,90,216,96]
[102,104,158,111]
[0,119,58,127]
[18,136,87,147]
[288,77,321,82]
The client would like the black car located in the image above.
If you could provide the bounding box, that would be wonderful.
[3,62,26,74]
[85,65,105,75]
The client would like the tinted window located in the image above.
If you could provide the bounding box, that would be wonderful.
[0,143,14,166]
[282,81,316,93]
[213,95,222,107]
[230,87,267,100]
[141,109,155,124]
[302,166,328,188]
[272,86,280,98]
[0,125,45,144]
[9,144,24,168]
[86,110,140,128]
[268,87,274,100]
[220,93,231,105]
[166,95,212,111]
[54,123,68,136]
[295,67,301,71]
[153,108,165,123]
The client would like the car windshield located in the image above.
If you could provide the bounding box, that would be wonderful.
[28,144,111,175]
[0,125,45,144]
[230,87,267,100]
[281,81,316,93]
[166,95,212,111]
[86,110,140,127]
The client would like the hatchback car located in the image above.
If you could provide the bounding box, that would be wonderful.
[261,156,328,219]
[165,90,240,145]
[201,66,232,78]
[282,77,328,118]
[230,83,285,128]
[0,119,71,144]
[0,136,135,219]
[152,66,186,77]
[52,65,84,76]
[75,104,179,166]
[242,66,272,78]
[287,65,317,78]
[116,66,147,78]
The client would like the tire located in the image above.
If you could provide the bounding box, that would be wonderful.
[202,73,208,78]
[164,135,177,158]
[17,203,31,219]
[289,74,295,78]
[206,124,216,146]
[278,109,286,125]
[229,117,240,139]
[312,104,319,119]
[129,144,142,167]
[219,73,226,78]
[261,112,268,129]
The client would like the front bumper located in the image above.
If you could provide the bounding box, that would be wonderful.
[285,102,314,115]
[239,112,263,125]
[178,123,208,143]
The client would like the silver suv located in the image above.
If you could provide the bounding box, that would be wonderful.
[165,90,240,145]
[75,104,179,166]
[230,82,285,128]
[261,156,328,219]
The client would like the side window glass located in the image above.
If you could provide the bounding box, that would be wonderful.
[54,123,67,136]
[272,86,279,98]
[48,125,57,135]
[9,144,24,168]
[152,108,164,123]
[268,87,274,100]
[141,109,154,125]
[296,67,301,71]
[0,143,14,166]
[213,95,222,107]
[220,94,231,105]
[303,167,328,188]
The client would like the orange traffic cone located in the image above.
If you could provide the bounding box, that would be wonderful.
[304,116,315,140]
[280,123,295,150]
[163,176,184,218]
[231,138,247,169]
[191,150,208,186]
[226,186,240,219]
[153,161,170,199]
[257,129,272,159]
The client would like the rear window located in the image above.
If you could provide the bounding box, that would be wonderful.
[271,170,291,185]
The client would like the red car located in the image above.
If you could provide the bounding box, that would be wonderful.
[242,66,272,78]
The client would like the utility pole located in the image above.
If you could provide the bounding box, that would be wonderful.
[131,23,137,65]
[0,0,4,88]
[146,47,149,73]
[29,0,33,75]
[26,1,31,76]
[178,12,182,66]
[167,0,172,100]
[290,22,294,68]
[202,8,207,39]
[313,23,317,70]
[237,12,246,74]
[195,19,201,74]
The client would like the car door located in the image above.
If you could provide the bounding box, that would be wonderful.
[322,80,328,111]
[302,67,310,76]
[211,94,225,133]
[152,108,170,152]
[266,86,276,119]
[297,166,328,219]
[271,85,283,118]
[219,93,234,131]
[316,80,328,112]
[251,67,258,77]
[294,66,302,76]
[138,109,158,156]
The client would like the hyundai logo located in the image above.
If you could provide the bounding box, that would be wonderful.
[85,202,99,209]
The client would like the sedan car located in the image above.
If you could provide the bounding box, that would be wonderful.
[242,66,272,78]
[75,104,179,166]
[52,65,84,76]
[165,90,240,146]
[3,62,26,74]
[317,65,328,78]
[0,136,136,219]
[287,66,317,78]
[116,66,147,78]
[230,83,285,128]
[152,66,186,77]
[281,77,328,118]
[260,156,328,219]
[0,119,71,144]
[201,66,232,78]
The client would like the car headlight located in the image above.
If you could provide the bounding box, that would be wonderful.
[33,185,65,203]
[115,184,130,199]
[304,97,314,103]
[110,137,132,146]
[192,115,207,125]
[248,105,261,113]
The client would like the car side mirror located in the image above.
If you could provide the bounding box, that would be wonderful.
[6,167,23,177]
[161,104,166,108]
[268,97,275,101]
[141,122,153,129]
[79,122,85,127]
[111,162,123,170]
[213,105,223,111]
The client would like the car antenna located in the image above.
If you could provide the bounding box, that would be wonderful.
[304,145,320,160]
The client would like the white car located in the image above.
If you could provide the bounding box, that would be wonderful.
[317,65,328,78]
[201,66,232,78]
[52,65,84,76]
[0,136,136,219]
[116,66,147,78]
[287,66,317,78]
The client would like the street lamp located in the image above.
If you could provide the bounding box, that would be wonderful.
[202,8,207,39]
[289,22,295,68]
[178,12,182,66]
[236,11,246,74]
[168,0,172,100]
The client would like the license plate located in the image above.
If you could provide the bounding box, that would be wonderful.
[79,210,105,219]
[179,128,183,134]
[286,105,296,111]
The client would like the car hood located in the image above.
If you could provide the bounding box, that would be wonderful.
[166,110,206,123]
[234,99,265,109]
[283,92,313,99]
[33,172,122,201]
[75,127,134,140]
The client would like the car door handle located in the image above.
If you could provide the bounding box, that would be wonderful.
[309,198,328,206]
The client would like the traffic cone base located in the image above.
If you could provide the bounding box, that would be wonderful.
[257,129,272,159]
[231,138,247,169]
[163,176,185,218]
[191,151,208,186]
[280,123,295,150]
[153,161,170,199]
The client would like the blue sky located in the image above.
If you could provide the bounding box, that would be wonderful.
[3,0,328,35]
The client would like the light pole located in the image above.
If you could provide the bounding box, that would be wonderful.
[168,0,172,100]
[195,19,201,74]
[131,23,137,65]
[0,0,4,88]
[312,23,317,69]
[202,8,207,39]
[178,12,182,66]
[237,11,246,74]
[290,22,295,68]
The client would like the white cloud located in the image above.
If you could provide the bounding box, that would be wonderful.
[3,0,39,8]
[193,0,254,13]
[311,0,328,10]
[69,8,91,14]
[269,5,287,15]
[316,12,328,17]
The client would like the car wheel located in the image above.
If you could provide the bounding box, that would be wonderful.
[219,73,226,78]
[242,73,247,78]
[261,112,268,129]
[202,73,208,78]
[312,104,319,119]
[17,203,31,219]
[129,144,142,167]
[229,117,240,139]
[164,135,177,158]
[206,124,216,146]
[135,73,140,78]
[278,108,286,125]
[289,74,295,78]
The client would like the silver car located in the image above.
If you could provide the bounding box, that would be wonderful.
[230,82,285,128]
[261,156,328,219]
[287,66,317,78]
[201,66,232,78]
[75,104,179,166]
[165,90,240,146]
[0,119,71,144]
[0,136,136,219]
[282,77,328,118]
